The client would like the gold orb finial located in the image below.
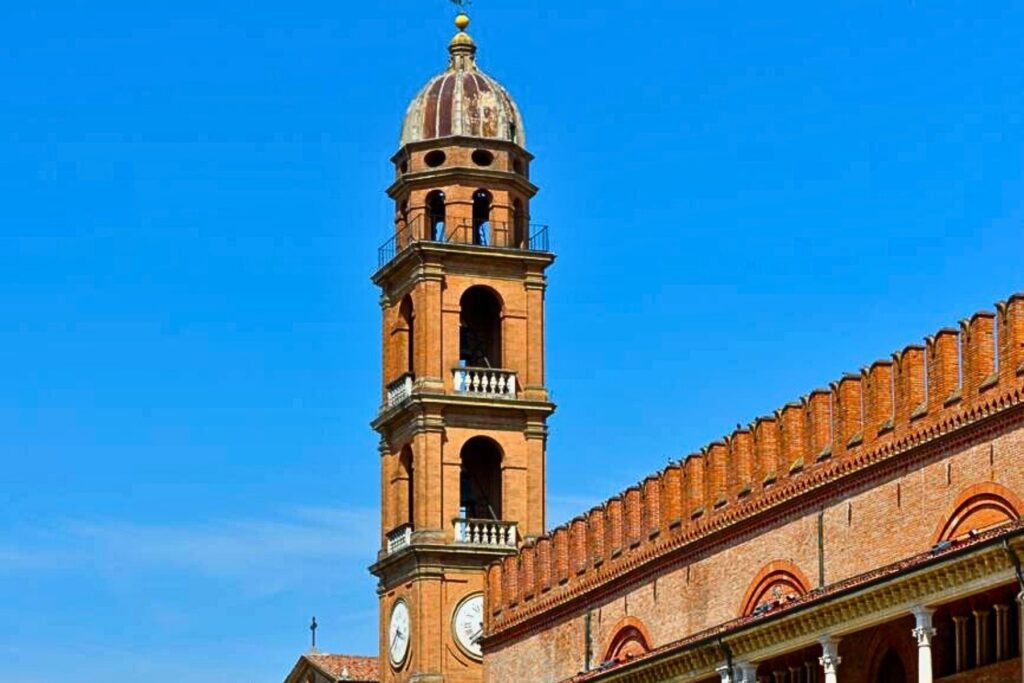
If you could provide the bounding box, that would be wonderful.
[455,13,470,31]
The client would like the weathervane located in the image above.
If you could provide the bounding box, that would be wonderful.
[310,616,318,651]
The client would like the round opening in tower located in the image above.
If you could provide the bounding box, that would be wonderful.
[471,149,494,167]
[424,150,446,168]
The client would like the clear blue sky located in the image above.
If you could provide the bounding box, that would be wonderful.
[2,2,1023,681]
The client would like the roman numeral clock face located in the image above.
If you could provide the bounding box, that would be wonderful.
[452,593,484,659]
[388,600,410,668]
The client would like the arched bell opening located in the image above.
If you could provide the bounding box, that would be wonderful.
[512,198,526,249]
[395,445,414,528]
[459,286,502,368]
[472,189,492,245]
[459,436,503,520]
[397,294,415,376]
[426,190,446,241]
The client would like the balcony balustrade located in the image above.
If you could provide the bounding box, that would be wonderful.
[386,373,414,408]
[453,518,518,548]
[453,367,517,399]
[386,524,413,554]
[377,216,550,269]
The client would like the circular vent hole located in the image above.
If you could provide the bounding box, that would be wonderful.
[424,150,446,168]
[512,158,525,175]
[471,149,495,167]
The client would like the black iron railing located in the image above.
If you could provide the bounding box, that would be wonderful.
[376,216,551,269]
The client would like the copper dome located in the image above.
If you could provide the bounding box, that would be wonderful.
[400,18,526,148]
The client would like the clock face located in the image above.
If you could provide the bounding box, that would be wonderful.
[388,600,411,668]
[452,593,485,659]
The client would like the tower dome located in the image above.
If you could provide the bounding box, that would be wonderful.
[399,15,526,148]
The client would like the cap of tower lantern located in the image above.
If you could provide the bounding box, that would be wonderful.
[399,13,527,148]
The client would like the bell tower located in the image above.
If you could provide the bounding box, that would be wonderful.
[369,12,554,683]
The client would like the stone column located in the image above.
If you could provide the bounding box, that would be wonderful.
[716,664,734,683]
[994,603,1009,661]
[973,608,990,667]
[952,615,969,673]
[818,636,841,683]
[912,607,937,683]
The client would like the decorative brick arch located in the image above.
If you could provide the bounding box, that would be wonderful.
[601,617,652,664]
[739,560,812,617]
[932,482,1023,544]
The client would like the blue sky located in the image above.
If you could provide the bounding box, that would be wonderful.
[2,1,1023,681]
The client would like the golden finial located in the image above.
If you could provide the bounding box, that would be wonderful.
[455,13,470,32]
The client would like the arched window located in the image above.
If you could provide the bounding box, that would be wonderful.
[875,649,908,683]
[426,190,446,241]
[460,436,502,520]
[472,189,492,245]
[602,618,652,664]
[460,286,502,368]
[740,561,812,617]
[932,482,1023,544]
[512,198,526,249]
[398,295,414,376]
[396,446,414,526]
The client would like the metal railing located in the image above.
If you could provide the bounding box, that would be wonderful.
[453,518,518,548]
[377,216,551,269]
[386,524,412,554]
[452,367,517,399]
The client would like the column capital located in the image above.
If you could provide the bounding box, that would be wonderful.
[715,664,733,683]
[818,635,842,673]
[913,626,937,647]
[733,662,758,683]
[912,606,936,647]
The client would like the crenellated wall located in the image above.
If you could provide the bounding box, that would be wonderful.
[484,294,1024,650]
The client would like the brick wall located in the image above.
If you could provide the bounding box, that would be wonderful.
[483,294,1024,683]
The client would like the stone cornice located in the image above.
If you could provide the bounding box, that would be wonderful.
[371,541,516,590]
[373,241,555,288]
[386,166,539,200]
[372,392,555,436]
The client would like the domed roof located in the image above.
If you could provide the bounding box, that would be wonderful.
[400,15,526,148]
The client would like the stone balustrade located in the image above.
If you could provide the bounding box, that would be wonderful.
[454,518,518,548]
[453,367,517,399]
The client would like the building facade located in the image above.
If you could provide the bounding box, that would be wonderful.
[285,12,1024,683]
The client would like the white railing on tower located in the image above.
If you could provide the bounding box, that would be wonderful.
[452,367,517,399]
[386,373,414,408]
[386,524,412,554]
[453,518,518,548]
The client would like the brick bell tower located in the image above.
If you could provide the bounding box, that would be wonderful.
[368,12,554,683]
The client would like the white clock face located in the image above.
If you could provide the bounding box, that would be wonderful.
[388,600,410,668]
[452,593,485,659]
